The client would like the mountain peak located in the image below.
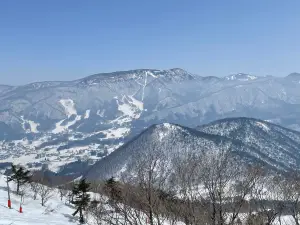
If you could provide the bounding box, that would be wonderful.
[287,72,300,77]
[286,72,300,82]
[197,117,298,139]
[169,68,188,73]
[78,68,194,85]
[225,73,258,81]
[152,122,183,131]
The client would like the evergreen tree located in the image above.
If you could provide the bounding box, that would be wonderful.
[104,176,122,202]
[8,164,31,194]
[72,179,91,224]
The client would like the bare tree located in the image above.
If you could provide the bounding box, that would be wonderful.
[32,172,54,207]
[57,185,68,201]
[279,173,300,225]
[173,151,209,225]
[88,182,147,225]
[88,194,108,225]
[199,148,241,225]
[245,213,265,225]
[124,146,171,225]
[109,186,146,225]
[250,175,285,225]
[172,146,263,225]
[225,166,263,225]
[30,182,39,200]
[37,183,53,206]
[86,143,290,225]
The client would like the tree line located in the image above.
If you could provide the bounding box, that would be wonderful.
[84,148,300,225]
[5,163,91,224]
[6,146,300,225]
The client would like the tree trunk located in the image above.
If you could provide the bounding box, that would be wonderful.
[79,208,84,224]
[292,214,300,225]
[147,170,154,225]
[149,208,154,225]
[184,216,189,225]
[17,181,20,194]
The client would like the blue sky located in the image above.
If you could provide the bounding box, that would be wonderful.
[0,0,300,85]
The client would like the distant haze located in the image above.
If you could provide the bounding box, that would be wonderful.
[0,0,300,85]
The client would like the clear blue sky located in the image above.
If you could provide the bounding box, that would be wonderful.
[1,0,300,85]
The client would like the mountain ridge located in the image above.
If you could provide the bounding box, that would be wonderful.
[0,68,300,174]
[84,117,300,181]
[2,68,300,87]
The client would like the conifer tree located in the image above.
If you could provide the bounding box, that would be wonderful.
[104,176,122,202]
[8,164,31,194]
[72,179,91,224]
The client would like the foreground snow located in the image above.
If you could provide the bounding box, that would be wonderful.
[0,174,76,225]
[0,174,183,225]
[0,173,297,225]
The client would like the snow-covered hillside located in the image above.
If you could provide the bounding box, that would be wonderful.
[84,118,300,181]
[0,174,185,225]
[0,68,300,174]
[0,174,76,225]
[1,173,298,225]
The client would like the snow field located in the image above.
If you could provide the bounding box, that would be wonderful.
[0,174,76,225]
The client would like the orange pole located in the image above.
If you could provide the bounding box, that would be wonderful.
[7,177,11,209]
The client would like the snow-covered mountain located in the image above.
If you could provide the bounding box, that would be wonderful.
[0,69,300,173]
[84,118,300,181]
[225,73,258,81]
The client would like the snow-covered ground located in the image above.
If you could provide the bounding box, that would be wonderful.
[0,173,297,225]
[0,174,76,225]
[0,174,179,225]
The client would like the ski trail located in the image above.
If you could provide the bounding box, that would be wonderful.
[141,72,148,101]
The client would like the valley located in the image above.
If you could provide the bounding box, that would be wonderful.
[0,69,300,175]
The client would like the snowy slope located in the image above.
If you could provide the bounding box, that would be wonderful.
[85,118,300,181]
[0,68,300,174]
[0,174,185,225]
[0,174,76,225]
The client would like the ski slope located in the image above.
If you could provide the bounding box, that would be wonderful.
[0,174,296,225]
[0,175,77,225]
